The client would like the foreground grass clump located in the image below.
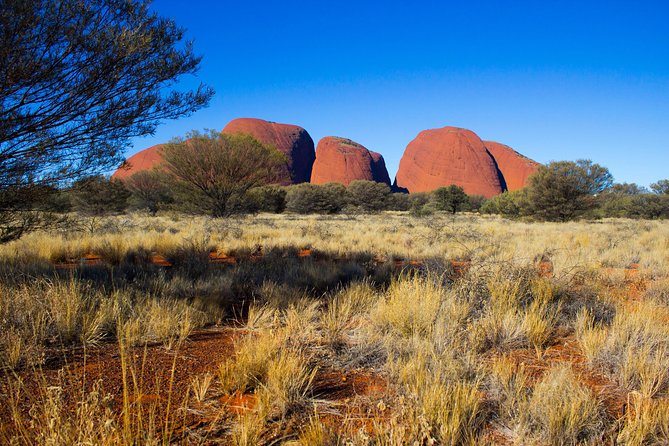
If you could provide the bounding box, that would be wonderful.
[526,366,605,445]
[0,278,216,369]
[0,213,667,444]
[578,300,669,398]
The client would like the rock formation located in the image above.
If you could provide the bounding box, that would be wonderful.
[370,151,392,185]
[484,141,540,191]
[222,118,315,185]
[310,137,391,186]
[111,144,165,180]
[112,118,316,184]
[112,119,540,197]
[394,126,505,198]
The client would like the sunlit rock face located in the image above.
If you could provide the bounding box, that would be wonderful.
[395,126,505,198]
[222,118,315,185]
[310,136,391,186]
[484,140,540,192]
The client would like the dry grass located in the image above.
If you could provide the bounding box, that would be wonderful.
[525,366,605,445]
[0,212,668,444]
[578,300,669,398]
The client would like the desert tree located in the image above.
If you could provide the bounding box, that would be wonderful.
[524,160,613,221]
[247,186,287,213]
[650,179,669,195]
[467,194,487,212]
[480,190,526,217]
[70,175,130,216]
[285,183,346,214]
[608,182,648,195]
[160,131,286,217]
[0,0,213,241]
[387,192,411,211]
[431,185,469,214]
[125,170,174,215]
[347,180,391,212]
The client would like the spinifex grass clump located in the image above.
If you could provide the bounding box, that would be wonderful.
[526,366,605,445]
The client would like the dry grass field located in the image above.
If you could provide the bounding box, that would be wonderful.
[0,212,668,445]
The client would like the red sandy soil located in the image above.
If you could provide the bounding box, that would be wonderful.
[53,247,435,272]
[32,255,654,443]
[1,327,391,444]
[1,328,238,439]
[501,336,627,418]
[600,263,647,302]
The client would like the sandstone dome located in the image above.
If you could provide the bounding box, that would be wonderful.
[310,137,391,186]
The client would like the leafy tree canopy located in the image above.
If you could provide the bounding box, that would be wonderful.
[160,131,286,217]
[524,160,613,221]
[0,0,212,240]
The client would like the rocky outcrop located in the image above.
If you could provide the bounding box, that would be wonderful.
[484,141,540,191]
[113,120,540,196]
[394,126,505,198]
[310,137,391,186]
[370,151,392,185]
[113,118,316,184]
[222,118,315,184]
[111,144,164,180]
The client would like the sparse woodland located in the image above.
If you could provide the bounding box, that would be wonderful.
[1,1,668,445]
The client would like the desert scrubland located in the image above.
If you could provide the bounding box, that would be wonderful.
[1,213,668,445]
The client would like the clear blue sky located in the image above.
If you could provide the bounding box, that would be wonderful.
[128,0,669,187]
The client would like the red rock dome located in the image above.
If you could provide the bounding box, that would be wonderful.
[484,141,540,191]
[311,137,391,186]
[222,118,315,185]
[111,144,165,180]
[394,126,505,198]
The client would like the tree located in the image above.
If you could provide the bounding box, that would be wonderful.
[125,171,174,215]
[467,195,487,213]
[650,179,669,195]
[347,180,391,212]
[70,176,130,216]
[0,0,213,240]
[609,183,647,195]
[160,131,286,217]
[524,160,613,221]
[431,185,469,214]
[599,193,669,219]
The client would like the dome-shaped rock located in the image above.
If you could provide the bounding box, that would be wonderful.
[112,144,165,180]
[222,118,315,185]
[484,141,540,192]
[310,137,391,186]
[394,126,505,198]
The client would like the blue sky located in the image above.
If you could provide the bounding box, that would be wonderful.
[129,0,669,187]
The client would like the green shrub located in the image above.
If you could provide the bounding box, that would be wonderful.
[247,186,287,213]
[430,185,468,214]
[285,183,344,214]
[347,180,391,212]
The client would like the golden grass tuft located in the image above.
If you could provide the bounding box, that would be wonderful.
[526,366,605,445]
